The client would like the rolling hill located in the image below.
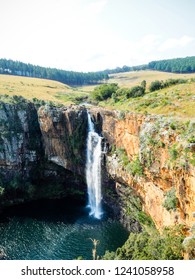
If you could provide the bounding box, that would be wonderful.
[0,70,195,118]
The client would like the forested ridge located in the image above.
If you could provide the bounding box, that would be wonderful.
[148,56,195,73]
[0,59,109,86]
[0,56,195,86]
[97,56,195,75]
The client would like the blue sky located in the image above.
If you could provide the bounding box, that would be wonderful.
[0,0,195,71]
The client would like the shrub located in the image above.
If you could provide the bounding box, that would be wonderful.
[149,78,187,92]
[170,122,177,130]
[149,80,162,92]
[91,83,119,101]
[112,88,128,102]
[188,136,195,143]
[129,156,143,176]
[116,147,130,166]
[103,225,184,260]
[183,236,195,259]
[169,144,179,161]
[163,187,178,211]
[126,86,145,98]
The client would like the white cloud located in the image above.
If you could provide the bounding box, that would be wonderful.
[159,35,195,51]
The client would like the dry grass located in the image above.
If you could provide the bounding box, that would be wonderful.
[0,74,89,105]
[79,70,195,93]
[100,81,195,119]
[108,70,195,89]
[0,72,195,119]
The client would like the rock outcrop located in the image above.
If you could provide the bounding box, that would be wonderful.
[90,107,195,231]
[38,104,88,176]
[0,99,194,233]
[0,99,43,184]
[0,100,88,207]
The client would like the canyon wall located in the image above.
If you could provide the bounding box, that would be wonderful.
[0,100,88,207]
[0,99,194,233]
[90,107,195,231]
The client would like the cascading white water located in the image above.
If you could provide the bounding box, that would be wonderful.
[86,112,103,219]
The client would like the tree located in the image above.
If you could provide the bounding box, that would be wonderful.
[141,80,146,91]
[0,59,109,86]
[149,80,162,92]
[91,83,119,101]
[126,85,145,98]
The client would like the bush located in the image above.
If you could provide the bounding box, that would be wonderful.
[103,225,184,260]
[169,144,179,161]
[149,78,187,92]
[112,88,128,102]
[149,80,162,92]
[163,187,178,211]
[188,136,195,143]
[91,83,119,101]
[116,147,130,166]
[129,157,143,176]
[183,236,195,256]
[126,86,145,98]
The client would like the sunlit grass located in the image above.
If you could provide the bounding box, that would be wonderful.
[99,81,195,119]
[108,70,195,89]
[0,72,195,119]
[0,74,89,105]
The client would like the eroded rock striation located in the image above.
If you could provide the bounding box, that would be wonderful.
[90,107,195,231]
[0,99,194,233]
[38,104,88,176]
[0,101,88,207]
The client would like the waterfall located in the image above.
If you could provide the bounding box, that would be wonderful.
[86,112,103,219]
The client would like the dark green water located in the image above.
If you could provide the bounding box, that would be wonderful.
[0,199,128,260]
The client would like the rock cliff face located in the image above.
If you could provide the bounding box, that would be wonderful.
[0,100,88,207]
[0,99,194,233]
[90,107,195,231]
[38,105,87,176]
[0,100,43,185]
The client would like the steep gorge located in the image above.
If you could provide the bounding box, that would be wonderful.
[0,99,195,234]
[0,100,88,207]
[90,107,195,232]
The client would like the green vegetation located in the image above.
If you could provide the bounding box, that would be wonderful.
[169,144,179,162]
[128,156,143,177]
[103,225,184,260]
[91,83,119,101]
[188,136,195,143]
[0,186,4,196]
[91,81,146,102]
[90,75,195,118]
[148,56,195,73]
[114,148,143,177]
[115,147,129,166]
[0,74,91,106]
[1,68,195,118]
[183,214,195,259]
[0,58,108,86]
[163,187,178,212]
[149,78,187,92]
[126,85,145,98]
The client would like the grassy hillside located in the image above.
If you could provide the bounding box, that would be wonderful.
[96,71,195,119]
[108,70,195,89]
[0,71,195,119]
[111,82,195,118]
[0,74,89,105]
[79,70,195,93]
